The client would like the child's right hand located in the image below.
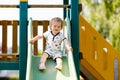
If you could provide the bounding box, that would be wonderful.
[29,39,34,44]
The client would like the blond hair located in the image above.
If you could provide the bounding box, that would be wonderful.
[49,17,63,29]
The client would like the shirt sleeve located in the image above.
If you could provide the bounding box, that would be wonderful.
[43,31,49,38]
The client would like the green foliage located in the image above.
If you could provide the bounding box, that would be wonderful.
[109,19,120,52]
[80,0,120,53]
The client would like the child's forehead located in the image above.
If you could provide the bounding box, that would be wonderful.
[52,20,62,25]
[52,20,62,23]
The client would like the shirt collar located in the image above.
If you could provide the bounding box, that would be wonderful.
[50,31,60,36]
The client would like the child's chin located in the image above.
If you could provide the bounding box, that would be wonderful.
[54,31,58,33]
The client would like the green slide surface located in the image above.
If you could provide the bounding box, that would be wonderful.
[30,56,71,80]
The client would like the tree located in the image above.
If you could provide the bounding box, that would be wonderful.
[80,0,120,52]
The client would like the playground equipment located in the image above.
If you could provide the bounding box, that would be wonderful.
[26,16,77,80]
[1,0,120,80]
[80,15,120,80]
[0,0,79,80]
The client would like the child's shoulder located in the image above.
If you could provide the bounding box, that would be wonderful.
[44,31,50,34]
[43,31,51,37]
[59,32,64,35]
[58,32,65,37]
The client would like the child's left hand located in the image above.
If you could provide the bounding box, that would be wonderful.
[68,47,73,52]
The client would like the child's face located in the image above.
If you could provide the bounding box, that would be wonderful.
[51,21,62,35]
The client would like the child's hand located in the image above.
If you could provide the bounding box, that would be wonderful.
[29,39,34,44]
[67,47,73,52]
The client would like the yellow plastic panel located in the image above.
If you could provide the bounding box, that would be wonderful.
[80,15,120,80]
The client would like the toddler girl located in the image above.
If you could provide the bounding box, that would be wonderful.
[29,17,72,71]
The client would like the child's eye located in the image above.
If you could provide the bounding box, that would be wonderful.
[58,26,61,28]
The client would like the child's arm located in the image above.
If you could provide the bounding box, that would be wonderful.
[29,35,43,44]
[63,39,73,52]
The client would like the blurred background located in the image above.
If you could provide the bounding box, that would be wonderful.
[80,0,120,53]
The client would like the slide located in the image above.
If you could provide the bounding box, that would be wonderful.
[26,17,78,80]
[27,55,71,80]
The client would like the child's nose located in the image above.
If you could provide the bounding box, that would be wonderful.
[55,27,58,29]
